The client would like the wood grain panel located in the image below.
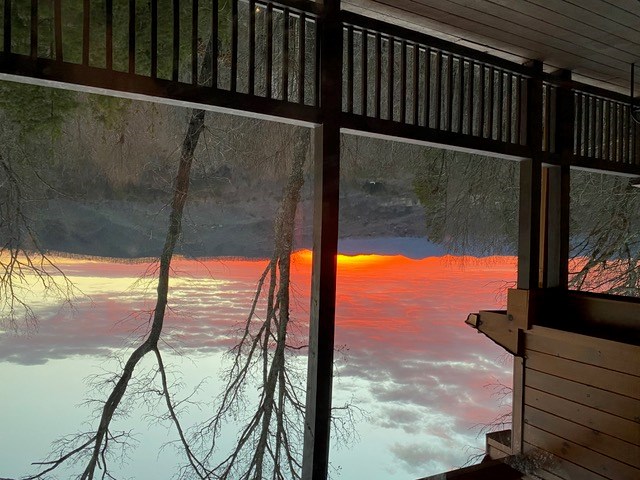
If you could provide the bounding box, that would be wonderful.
[526,369,640,423]
[491,0,640,51]
[524,424,639,479]
[526,350,640,399]
[524,386,640,445]
[525,326,640,377]
[555,0,640,30]
[524,405,640,468]
[369,0,631,75]
[424,0,640,62]
[522,440,607,480]
[343,0,640,92]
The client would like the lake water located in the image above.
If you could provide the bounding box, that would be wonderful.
[0,250,515,479]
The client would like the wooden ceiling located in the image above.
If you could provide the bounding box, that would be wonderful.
[342,0,640,95]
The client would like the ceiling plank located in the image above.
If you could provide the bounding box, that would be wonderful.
[530,0,640,43]
[560,0,640,30]
[371,0,629,74]
[475,0,640,56]
[406,0,637,71]
[345,0,640,93]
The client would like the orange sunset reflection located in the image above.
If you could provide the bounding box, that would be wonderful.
[2,249,518,479]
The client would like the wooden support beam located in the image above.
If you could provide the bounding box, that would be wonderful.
[417,458,523,479]
[517,61,543,290]
[468,310,521,355]
[544,165,569,288]
[302,1,341,479]
[511,356,525,455]
[486,430,512,460]
[544,70,572,289]
[518,157,542,289]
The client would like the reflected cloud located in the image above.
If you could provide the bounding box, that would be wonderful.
[2,249,515,478]
[0,254,312,365]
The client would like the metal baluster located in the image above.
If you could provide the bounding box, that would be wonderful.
[211,0,218,87]
[130,0,137,74]
[387,37,394,121]
[4,0,11,53]
[230,0,238,91]
[283,8,289,101]
[457,58,464,133]
[107,0,114,70]
[435,50,442,129]
[423,48,431,128]
[574,93,582,156]
[413,44,419,126]
[298,12,305,103]
[82,0,90,65]
[479,65,486,137]
[346,25,353,113]
[266,3,273,98]
[505,73,512,143]
[469,62,475,135]
[375,32,381,119]
[446,53,453,131]
[400,40,406,123]
[361,30,368,116]
[496,70,503,141]
[151,0,158,78]
[54,0,62,60]
[314,18,320,106]
[248,0,255,94]
[192,0,198,84]
[30,0,38,58]
[487,66,494,139]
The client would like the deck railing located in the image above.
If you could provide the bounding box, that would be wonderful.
[0,1,638,173]
[0,0,320,118]
[340,11,531,157]
[573,88,639,167]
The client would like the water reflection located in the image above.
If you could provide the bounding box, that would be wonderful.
[1,250,514,479]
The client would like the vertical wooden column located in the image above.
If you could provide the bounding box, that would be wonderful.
[302,1,342,479]
[544,71,573,288]
[512,61,543,455]
[511,356,525,454]
[517,61,543,290]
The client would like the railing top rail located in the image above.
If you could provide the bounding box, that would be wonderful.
[342,10,637,109]
[260,0,322,16]
[542,74,635,105]
[340,10,533,77]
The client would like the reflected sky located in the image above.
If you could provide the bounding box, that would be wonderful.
[0,249,514,479]
[332,253,514,478]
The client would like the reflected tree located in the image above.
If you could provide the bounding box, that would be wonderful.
[6,52,352,480]
[413,149,519,256]
[569,170,640,296]
[20,92,210,480]
[187,128,309,480]
[0,86,80,331]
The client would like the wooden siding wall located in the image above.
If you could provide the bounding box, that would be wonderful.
[520,326,640,480]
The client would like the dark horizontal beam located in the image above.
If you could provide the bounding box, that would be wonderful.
[270,0,321,15]
[541,151,640,176]
[341,112,531,159]
[544,73,634,105]
[340,10,532,77]
[0,53,320,124]
[341,11,636,109]
[570,155,640,176]
[418,458,523,480]
[532,289,640,345]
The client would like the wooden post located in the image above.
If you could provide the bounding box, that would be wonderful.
[511,356,525,454]
[517,61,543,290]
[545,71,573,289]
[302,1,342,479]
